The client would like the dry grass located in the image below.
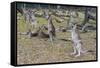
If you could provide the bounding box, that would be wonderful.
[17,11,97,65]
[17,31,96,65]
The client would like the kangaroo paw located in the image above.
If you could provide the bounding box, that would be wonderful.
[75,54,80,57]
[70,52,76,55]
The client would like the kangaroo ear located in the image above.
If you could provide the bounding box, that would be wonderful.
[74,24,77,26]
[72,24,77,29]
[70,23,74,29]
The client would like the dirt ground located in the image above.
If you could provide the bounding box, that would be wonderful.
[17,31,97,65]
[17,10,97,65]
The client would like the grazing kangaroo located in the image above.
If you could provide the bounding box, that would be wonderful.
[71,24,86,57]
[47,15,56,45]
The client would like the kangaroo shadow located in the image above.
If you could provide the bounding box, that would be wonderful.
[58,38,71,42]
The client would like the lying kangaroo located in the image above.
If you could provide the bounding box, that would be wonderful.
[71,24,86,57]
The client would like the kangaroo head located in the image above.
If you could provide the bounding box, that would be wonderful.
[73,24,77,30]
[47,14,52,20]
[71,23,78,30]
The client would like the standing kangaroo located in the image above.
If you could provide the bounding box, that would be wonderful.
[29,9,38,29]
[71,24,85,57]
[47,15,56,45]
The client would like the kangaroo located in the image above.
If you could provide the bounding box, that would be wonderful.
[47,15,56,45]
[29,9,38,29]
[44,10,49,19]
[71,24,86,57]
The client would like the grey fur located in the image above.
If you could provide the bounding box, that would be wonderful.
[47,15,56,45]
[71,24,86,57]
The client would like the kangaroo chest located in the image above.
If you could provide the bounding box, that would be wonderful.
[48,19,55,31]
[71,30,80,42]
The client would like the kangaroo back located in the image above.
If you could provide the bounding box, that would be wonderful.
[48,15,55,36]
